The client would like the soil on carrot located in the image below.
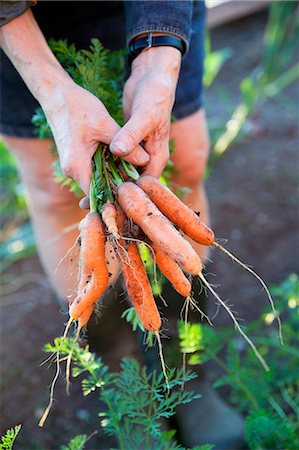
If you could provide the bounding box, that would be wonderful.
[1,11,298,449]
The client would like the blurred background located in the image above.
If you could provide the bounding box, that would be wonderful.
[0,1,298,449]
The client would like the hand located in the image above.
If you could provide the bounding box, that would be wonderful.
[43,81,150,195]
[110,46,181,177]
[0,10,149,196]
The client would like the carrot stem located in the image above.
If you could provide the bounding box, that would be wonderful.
[103,161,114,203]
[107,156,124,187]
[90,173,97,213]
[120,159,139,180]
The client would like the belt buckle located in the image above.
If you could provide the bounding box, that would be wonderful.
[146,32,153,49]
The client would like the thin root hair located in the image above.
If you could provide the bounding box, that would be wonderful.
[38,317,74,427]
[54,235,80,275]
[199,273,270,372]
[213,242,283,345]
[48,222,79,245]
[188,295,213,326]
[154,331,170,393]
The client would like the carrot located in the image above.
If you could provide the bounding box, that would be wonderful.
[152,244,191,298]
[114,205,161,331]
[69,212,109,320]
[136,175,215,246]
[135,177,285,343]
[102,202,119,238]
[123,242,162,331]
[78,305,93,330]
[117,182,202,276]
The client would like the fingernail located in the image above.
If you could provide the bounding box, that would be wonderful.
[110,141,128,155]
[136,149,149,164]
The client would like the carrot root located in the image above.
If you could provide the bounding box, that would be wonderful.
[102,202,120,239]
[155,331,170,393]
[213,242,283,345]
[136,175,215,246]
[38,317,73,427]
[199,273,270,372]
[118,182,202,275]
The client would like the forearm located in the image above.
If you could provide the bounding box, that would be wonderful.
[0,9,71,108]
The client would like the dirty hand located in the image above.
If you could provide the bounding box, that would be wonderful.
[110,46,181,177]
[43,82,149,195]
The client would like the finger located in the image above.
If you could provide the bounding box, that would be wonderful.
[60,146,93,196]
[142,137,170,178]
[94,114,149,166]
[122,145,149,166]
[79,196,90,210]
[110,111,152,160]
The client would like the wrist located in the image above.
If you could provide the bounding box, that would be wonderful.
[32,63,73,108]
[131,45,181,80]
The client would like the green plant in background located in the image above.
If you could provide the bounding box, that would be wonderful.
[40,338,211,450]
[60,434,89,450]
[178,274,299,450]
[0,141,36,272]
[0,425,21,450]
[210,1,299,165]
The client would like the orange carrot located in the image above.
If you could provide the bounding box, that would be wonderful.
[136,175,214,246]
[115,205,161,331]
[117,182,202,276]
[119,241,162,331]
[78,305,93,330]
[69,212,109,320]
[102,202,119,238]
[152,244,191,298]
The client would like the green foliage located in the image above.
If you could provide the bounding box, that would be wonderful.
[178,275,299,449]
[0,425,21,450]
[0,141,28,222]
[44,338,201,449]
[204,36,232,88]
[210,1,299,163]
[121,306,145,332]
[0,221,36,273]
[60,434,89,450]
[0,141,35,272]
[60,434,88,450]
[245,408,298,450]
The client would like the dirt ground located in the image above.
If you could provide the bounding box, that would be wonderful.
[1,11,298,450]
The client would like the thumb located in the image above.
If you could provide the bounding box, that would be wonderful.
[110,113,150,160]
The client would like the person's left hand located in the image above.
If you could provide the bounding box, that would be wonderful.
[109,45,181,177]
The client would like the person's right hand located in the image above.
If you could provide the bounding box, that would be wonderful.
[43,81,149,195]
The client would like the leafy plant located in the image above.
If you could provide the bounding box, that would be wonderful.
[210,2,299,164]
[60,434,88,450]
[0,425,21,450]
[0,141,35,273]
[43,338,208,449]
[178,274,299,449]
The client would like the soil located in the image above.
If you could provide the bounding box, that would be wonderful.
[1,10,298,450]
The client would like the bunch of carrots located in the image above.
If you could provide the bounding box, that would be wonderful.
[70,144,214,333]
[38,141,282,428]
[68,144,282,355]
